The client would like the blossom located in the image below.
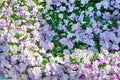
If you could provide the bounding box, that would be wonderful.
[58,13,63,19]
[96,3,102,10]
[0,0,120,80]
[59,6,66,12]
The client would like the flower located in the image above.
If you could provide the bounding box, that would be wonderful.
[58,13,63,19]
[96,3,102,10]
[59,6,66,12]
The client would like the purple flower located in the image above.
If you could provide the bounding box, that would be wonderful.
[0,47,3,53]
[59,38,74,49]
[79,73,86,79]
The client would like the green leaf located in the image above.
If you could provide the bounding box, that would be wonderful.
[57,52,64,58]
[98,63,107,70]
[8,50,14,57]
[8,42,21,47]
[110,18,118,28]
[51,47,57,57]
[28,6,33,11]
[14,33,24,39]
[17,51,21,54]
[29,20,36,25]
[35,41,40,48]
[41,73,46,78]
[54,41,61,47]
[27,28,33,33]
[21,0,25,2]
[84,15,90,24]
[23,35,28,40]
[42,59,48,66]
[80,57,84,63]
[10,14,19,20]
[70,55,78,64]
[90,53,99,64]
[95,16,102,22]
[19,22,26,26]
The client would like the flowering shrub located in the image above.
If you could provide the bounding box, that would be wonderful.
[0,0,120,80]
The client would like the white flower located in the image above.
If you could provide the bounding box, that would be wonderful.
[64,19,69,25]
[102,0,109,9]
[112,45,119,50]
[85,27,92,33]
[81,0,89,5]
[70,0,75,3]
[59,6,66,12]
[88,7,93,11]
[68,5,74,12]
[58,13,63,19]
[116,0,120,4]
[67,32,74,39]
[96,3,102,10]
[70,13,75,18]
[63,49,70,54]
[62,74,69,80]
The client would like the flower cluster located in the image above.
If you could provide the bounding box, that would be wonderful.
[0,0,120,80]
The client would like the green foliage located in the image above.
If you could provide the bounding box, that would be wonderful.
[110,18,118,28]
[8,42,21,47]
[70,55,79,64]
[28,6,33,11]
[32,0,46,7]
[42,59,48,66]
[14,33,24,39]
[23,35,28,40]
[27,29,33,33]
[74,41,84,49]
[93,32,100,52]
[8,50,14,57]
[35,41,40,48]
[29,20,36,25]
[98,63,107,70]
[21,0,25,3]
[90,53,99,64]
[80,57,84,63]
[10,14,19,20]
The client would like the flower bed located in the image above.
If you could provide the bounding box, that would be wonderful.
[0,0,120,80]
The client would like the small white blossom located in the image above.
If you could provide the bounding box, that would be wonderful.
[59,6,66,12]
[102,0,109,9]
[116,0,120,4]
[96,3,102,10]
[58,13,63,19]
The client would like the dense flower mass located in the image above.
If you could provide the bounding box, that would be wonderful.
[0,0,120,80]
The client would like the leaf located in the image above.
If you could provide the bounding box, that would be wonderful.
[8,42,20,47]
[8,50,14,57]
[42,59,48,66]
[23,35,28,40]
[51,47,57,57]
[110,18,118,28]
[21,0,25,3]
[70,55,78,64]
[41,73,46,78]
[90,53,99,64]
[98,63,107,70]
[29,20,36,25]
[84,15,90,24]
[14,33,24,39]
[80,57,84,63]
[10,14,19,20]
[35,41,40,48]
[27,28,33,33]
[28,6,33,11]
